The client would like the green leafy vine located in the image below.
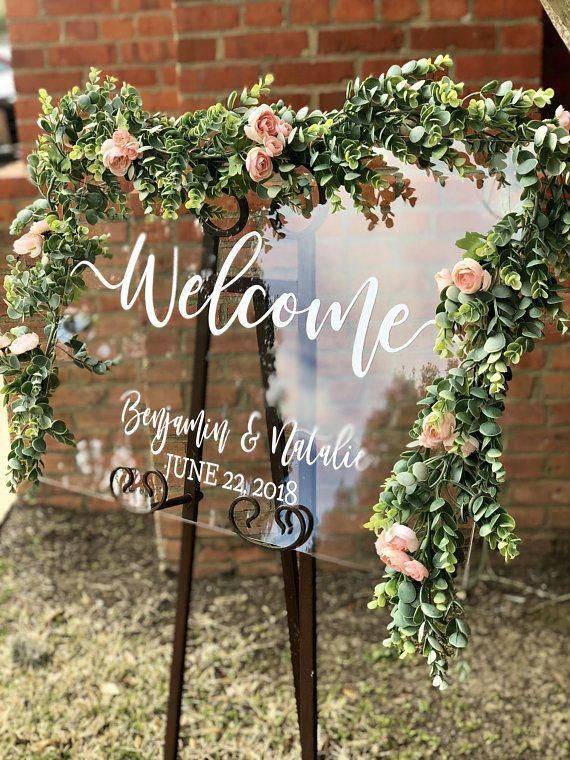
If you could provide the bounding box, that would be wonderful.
[1,55,568,688]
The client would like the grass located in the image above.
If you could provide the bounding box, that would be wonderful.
[0,504,569,758]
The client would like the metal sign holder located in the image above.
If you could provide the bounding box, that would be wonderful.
[158,198,320,760]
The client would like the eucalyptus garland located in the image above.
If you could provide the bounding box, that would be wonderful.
[1,55,569,688]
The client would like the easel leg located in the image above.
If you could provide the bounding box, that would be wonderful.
[298,552,318,760]
[283,551,318,760]
[164,519,198,760]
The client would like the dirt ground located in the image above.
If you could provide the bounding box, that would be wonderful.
[0,504,568,760]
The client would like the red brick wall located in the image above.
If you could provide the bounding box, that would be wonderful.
[1,0,568,574]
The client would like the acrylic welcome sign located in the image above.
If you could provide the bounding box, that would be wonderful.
[37,155,520,567]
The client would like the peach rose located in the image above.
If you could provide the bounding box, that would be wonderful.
[377,544,410,573]
[555,105,570,131]
[402,559,429,582]
[385,523,420,553]
[0,334,11,349]
[244,104,280,143]
[276,120,292,138]
[13,231,44,258]
[112,128,132,148]
[461,435,479,458]
[263,134,284,157]
[9,332,40,355]
[451,258,492,294]
[418,412,456,450]
[102,145,131,177]
[245,147,273,182]
[29,219,51,235]
[435,268,453,293]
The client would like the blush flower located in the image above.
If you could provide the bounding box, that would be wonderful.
[9,332,40,355]
[461,435,479,458]
[244,104,280,143]
[276,120,292,138]
[435,268,453,293]
[29,219,51,235]
[263,134,285,157]
[401,559,429,582]
[377,544,410,573]
[417,412,457,450]
[555,105,570,131]
[451,258,492,294]
[102,145,131,177]
[13,231,44,258]
[0,334,11,349]
[384,524,419,553]
[245,146,273,182]
[101,130,141,177]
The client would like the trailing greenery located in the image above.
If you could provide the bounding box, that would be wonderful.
[1,55,568,688]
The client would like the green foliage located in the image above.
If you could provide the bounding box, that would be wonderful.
[1,57,569,688]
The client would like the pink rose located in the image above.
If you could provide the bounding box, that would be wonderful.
[461,435,479,458]
[451,258,492,294]
[418,412,456,450]
[112,128,132,148]
[0,334,11,349]
[102,145,131,177]
[401,559,429,582]
[276,120,292,138]
[29,219,51,235]
[13,231,44,258]
[245,147,273,182]
[555,105,570,131]
[385,524,419,553]
[9,332,40,355]
[123,139,141,161]
[377,544,410,573]
[244,104,280,143]
[435,268,453,293]
[263,133,284,157]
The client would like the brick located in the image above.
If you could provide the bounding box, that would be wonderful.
[547,403,570,425]
[177,37,217,63]
[291,0,329,23]
[137,14,173,37]
[429,0,468,19]
[64,20,98,40]
[550,344,570,369]
[500,23,542,50]
[411,25,496,51]
[508,507,545,529]
[44,0,114,13]
[101,17,136,39]
[454,54,540,82]
[548,508,570,528]
[48,43,116,67]
[319,27,404,55]
[119,0,171,9]
[474,0,541,19]
[8,20,61,44]
[244,1,284,27]
[106,67,158,87]
[120,40,175,64]
[225,31,308,58]
[503,403,544,426]
[502,455,544,479]
[271,60,354,86]
[519,348,546,369]
[546,455,570,478]
[382,0,421,22]
[335,0,375,22]
[11,48,45,69]
[176,4,240,32]
[361,55,404,77]
[510,481,568,506]
[5,0,38,17]
[180,64,258,93]
[542,374,568,399]
[15,69,83,94]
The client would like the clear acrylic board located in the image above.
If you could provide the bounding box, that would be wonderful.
[44,155,521,567]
